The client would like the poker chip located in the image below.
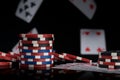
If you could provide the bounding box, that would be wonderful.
[100,50,120,56]
[98,50,120,69]
[0,62,12,66]
[20,58,55,62]
[19,34,54,38]
[19,46,53,50]
[98,58,120,62]
[0,55,13,61]
[20,55,54,59]
[0,62,12,69]
[20,37,54,41]
[98,61,120,66]
[99,55,120,59]
[19,43,53,47]
[98,64,120,69]
[52,53,73,61]
[62,53,92,64]
[20,40,53,44]
[20,60,54,65]
[0,51,17,58]
[19,49,53,53]
[20,52,53,56]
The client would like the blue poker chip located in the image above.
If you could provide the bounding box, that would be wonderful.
[20,49,53,53]
[20,61,54,65]
[21,55,54,59]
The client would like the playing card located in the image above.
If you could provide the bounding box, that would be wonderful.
[69,0,97,19]
[12,27,38,53]
[80,29,106,55]
[28,27,38,34]
[52,63,120,74]
[15,0,43,23]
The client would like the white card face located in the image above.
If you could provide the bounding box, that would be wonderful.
[28,27,38,34]
[15,0,43,23]
[80,29,106,55]
[12,27,38,53]
[69,0,96,19]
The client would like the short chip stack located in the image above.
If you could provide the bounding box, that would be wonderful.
[98,50,120,69]
[18,33,55,70]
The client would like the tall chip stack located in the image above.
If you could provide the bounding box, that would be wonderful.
[98,50,120,69]
[18,33,55,77]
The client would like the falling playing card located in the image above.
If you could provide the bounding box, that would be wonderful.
[12,27,38,53]
[15,0,43,23]
[80,29,106,55]
[69,0,97,19]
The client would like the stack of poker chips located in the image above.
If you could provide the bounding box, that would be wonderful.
[98,50,120,69]
[0,51,19,69]
[18,33,55,70]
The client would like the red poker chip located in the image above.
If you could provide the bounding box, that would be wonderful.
[0,52,18,62]
[19,64,54,70]
[0,51,19,60]
[7,52,20,58]
[19,42,53,47]
[20,58,55,62]
[52,53,74,61]
[98,64,120,69]
[0,62,12,69]
[19,34,54,38]
[0,56,12,61]
[99,55,120,59]
[98,58,120,62]
[20,40,54,44]
[20,52,53,56]
[62,53,92,64]
[98,61,120,66]
[0,51,12,57]
[0,62,12,66]
[19,46,53,50]
[20,37,54,41]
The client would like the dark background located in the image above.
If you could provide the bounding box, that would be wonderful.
[0,0,120,61]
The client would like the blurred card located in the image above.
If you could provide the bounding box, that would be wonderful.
[15,0,43,23]
[69,0,96,19]
[80,29,106,55]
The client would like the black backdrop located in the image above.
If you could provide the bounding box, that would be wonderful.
[0,0,120,61]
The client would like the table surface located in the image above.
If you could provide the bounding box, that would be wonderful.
[0,68,120,80]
